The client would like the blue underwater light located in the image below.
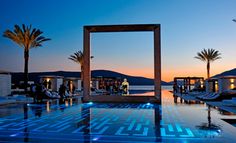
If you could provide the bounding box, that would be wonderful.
[88,102,93,105]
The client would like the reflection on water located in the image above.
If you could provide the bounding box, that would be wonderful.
[46,101,50,112]
[81,104,162,142]
[196,106,222,138]
[127,85,173,96]
[129,90,154,96]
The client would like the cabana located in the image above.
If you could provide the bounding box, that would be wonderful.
[0,71,11,96]
[205,78,218,93]
[173,77,204,93]
[218,76,236,94]
[198,76,236,101]
[206,76,236,94]
[63,77,81,92]
[39,76,63,91]
[92,76,122,91]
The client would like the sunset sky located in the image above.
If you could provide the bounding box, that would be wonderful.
[0,0,236,82]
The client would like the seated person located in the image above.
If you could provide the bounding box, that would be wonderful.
[65,90,72,97]
[59,83,66,98]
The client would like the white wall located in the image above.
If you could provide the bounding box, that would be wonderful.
[71,80,79,90]
[219,78,236,93]
[0,74,11,96]
[77,80,81,90]
[56,78,63,91]
[205,81,211,93]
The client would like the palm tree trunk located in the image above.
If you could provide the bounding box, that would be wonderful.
[207,61,210,79]
[24,49,29,93]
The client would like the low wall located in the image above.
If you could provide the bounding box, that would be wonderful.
[82,95,161,103]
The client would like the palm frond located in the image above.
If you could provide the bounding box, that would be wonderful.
[195,48,221,62]
[3,30,23,47]
[3,24,50,50]
[68,51,84,65]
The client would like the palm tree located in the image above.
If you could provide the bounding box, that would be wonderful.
[68,51,93,90]
[3,24,50,92]
[69,51,84,81]
[194,49,221,79]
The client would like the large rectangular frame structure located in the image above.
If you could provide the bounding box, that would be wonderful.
[83,24,161,103]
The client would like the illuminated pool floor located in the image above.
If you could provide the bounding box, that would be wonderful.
[0,90,236,142]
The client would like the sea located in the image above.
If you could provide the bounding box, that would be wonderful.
[128,85,172,96]
[129,85,172,91]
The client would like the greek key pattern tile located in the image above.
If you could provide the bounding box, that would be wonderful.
[0,103,210,142]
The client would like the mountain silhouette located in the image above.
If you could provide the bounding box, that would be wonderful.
[212,68,236,78]
[11,70,170,85]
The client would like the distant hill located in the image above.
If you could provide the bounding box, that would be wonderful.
[212,68,236,78]
[11,70,171,85]
[167,81,174,85]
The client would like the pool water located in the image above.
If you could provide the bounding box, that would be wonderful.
[0,89,236,142]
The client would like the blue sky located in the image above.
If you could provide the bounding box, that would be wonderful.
[0,0,236,81]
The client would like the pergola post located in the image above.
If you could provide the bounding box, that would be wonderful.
[83,28,90,101]
[154,26,161,101]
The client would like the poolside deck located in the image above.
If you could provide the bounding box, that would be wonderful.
[206,101,236,114]
[0,97,33,106]
[0,99,16,105]
[84,95,160,103]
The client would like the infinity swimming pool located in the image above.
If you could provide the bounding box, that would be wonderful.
[0,89,236,142]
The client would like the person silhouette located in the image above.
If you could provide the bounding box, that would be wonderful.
[59,83,66,99]
[43,80,47,88]
[48,80,52,89]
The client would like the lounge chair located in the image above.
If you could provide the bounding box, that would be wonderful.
[222,98,236,106]
[204,92,236,101]
[196,92,212,99]
[222,99,235,106]
[201,93,217,99]
[44,90,60,99]
[95,89,108,94]
[201,93,220,100]
[196,92,223,101]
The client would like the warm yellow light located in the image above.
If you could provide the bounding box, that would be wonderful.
[230,83,234,89]
[46,78,50,82]
[65,101,69,107]
[46,101,50,112]
[70,98,73,106]
[230,83,235,89]
[70,81,73,92]
[230,79,235,83]
[200,80,204,88]
[215,81,218,91]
